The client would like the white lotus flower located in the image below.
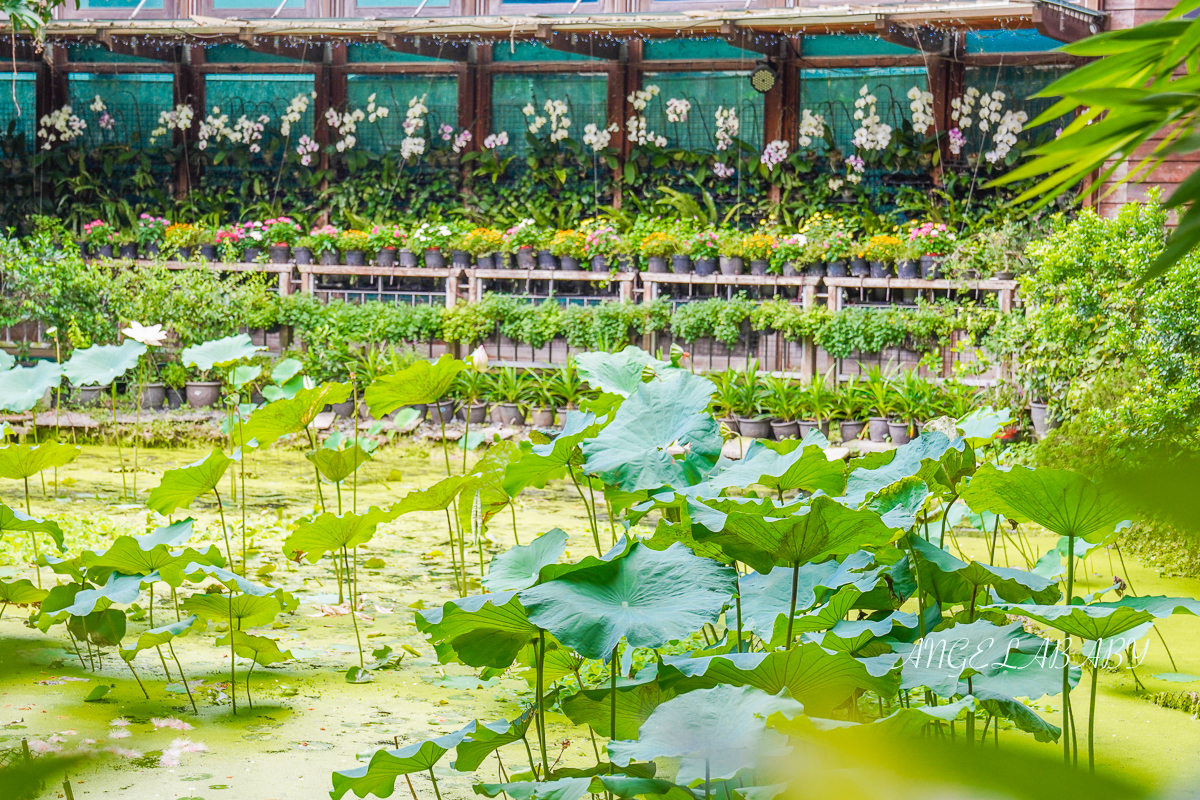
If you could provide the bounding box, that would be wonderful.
[122,321,167,347]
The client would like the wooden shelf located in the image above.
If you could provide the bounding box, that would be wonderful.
[823,277,1018,290]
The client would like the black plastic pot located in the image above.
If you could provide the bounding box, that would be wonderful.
[536,250,557,269]
[95,244,114,259]
[166,387,185,410]
[424,248,446,268]
[920,255,943,280]
[119,244,138,260]
[140,383,166,410]
[898,260,920,279]
[376,247,396,267]
[672,255,691,274]
[243,247,263,263]
[399,249,419,268]
[826,260,848,278]
[269,245,290,264]
[560,256,580,271]
[719,256,744,276]
[849,257,871,278]
[318,250,339,266]
[805,262,826,278]
[750,259,770,276]
[647,256,669,273]
[694,257,717,276]
[591,255,610,273]
[869,260,892,279]
[452,249,472,268]
[344,249,366,267]
[293,246,313,265]
[516,247,536,269]
[476,253,496,270]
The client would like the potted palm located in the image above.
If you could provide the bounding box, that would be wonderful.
[731,359,771,439]
[833,376,868,442]
[889,369,930,444]
[861,365,896,443]
[547,359,587,419]
[709,369,740,434]
[799,375,835,438]
[527,369,559,427]
[764,375,801,440]
[487,366,530,425]
[453,366,489,424]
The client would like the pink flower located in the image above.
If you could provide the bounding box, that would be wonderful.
[152,717,194,731]
[108,729,131,740]
[110,718,131,727]
[28,740,61,754]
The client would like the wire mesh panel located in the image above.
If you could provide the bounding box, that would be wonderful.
[68,73,175,150]
[491,73,608,155]
[799,67,926,155]
[640,70,764,152]
[0,73,37,153]
[204,74,315,124]
[346,74,458,155]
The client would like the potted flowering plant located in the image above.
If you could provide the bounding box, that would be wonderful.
[771,233,807,276]
[863,233,904,278]
[215,225,247,263]
[718,228,746,276]
[583,224,620,272]
[195,226,218,261]
[689,228,720,276]
[240,221,268,262]
[504,219,543,269]
[293,234,315,265]
[459,227,504,269]
[907,222,956,279]
[549,229,587,271]
[639,231,677,273]
[409,221,455,268]
[368,224,406,267]
[83,219,116,258]
[339,230,371,266]
[823,229,855,277]
[164,222,202,260]
[308,225,341,265]
[742,231,776,276]
[263,217,302,263]
[134,214,170,258]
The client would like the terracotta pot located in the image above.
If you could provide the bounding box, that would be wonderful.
[530,408,557,427]
[839,420,867,442]
[186,381,222,409]
[457,402,488,424]
[736,417,773,440]
[427,399,457,424]
[888,420,914,444]
[494,403,525,426]
[139,383,166,410]
[770,419,800,440]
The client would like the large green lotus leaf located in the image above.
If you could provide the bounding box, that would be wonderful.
[83,534,224,582]
[971,688,1062,743]
[416,590,539,669]
[217,630,294,666]
[1105,595,1200,618]
[306,445,371,484]
[455,440,524,536]
[862,476,930,530]
[807,610,919,655]
[182,592,285,629]
[689,494,896,574]
[519,542,737,660]
[0,442,80,480]
[62,340,146,386]
[364,355,466,418]
[35,584,82,631]
[230,364,262,390]
[235,382,352,447]
[283,505,400,563]
[961,464,1134,544]
[594,777,694,800]
[956,407,1012,446]
[391,473,473,515]
[0,362,63,412]
[73,607,126,647]
[331,723,475,800]
[484,528,568,592]
[764,586,862,646]
[608,685,803,784]
[452,705,536,772]
[135,518,196,549]
[660,641,894,716]
[44,572,154,621]
[575,346,686,398]
[908,535,1060,606]
[643,518,729,563]
[989,602,1169,641]
[561,665,684,740]
[477,778,592,800]
[738,552,882,640]
[146,449,233,515]
[503,412,601,496]
[119,614,206,662]
[0,351,12,370]
[181,334,265,372]
[842,432,963,506]
[893,619,1078,700]
[0,578,48,607]
[581,372,723,492]
[0,502,66,552]
[165,562,294,603]
[705,439,846,496]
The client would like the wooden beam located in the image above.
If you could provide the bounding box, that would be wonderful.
[96,31,181,62]
[534,25,621,61]
[873,17,949,55]
[0,38,41,63]
[376,32,468,62]
[235,32,325,63]
[719,22,784,57]
[1032,0,1104,42]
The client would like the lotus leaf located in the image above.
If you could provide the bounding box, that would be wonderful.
[181,334,265,372]
[484,528,568,592]
[330,723,475,799]
[182,592,286,629]
[705,439,846,497]
[120,614,206,662]
[145,449,233,515]
[0,578,48,608]
[283,505,400,562]
[235,382,352,447]
[908,535,1061,606]
[0,362,63,412]
[575,346,687,398]
[364,355,465,418]
[0,502,66,552]
[62,340,146,386]
[0,441,80,480]
[842,432,964,506]
[217,630,294,666]
[416,590,540,668]
[306,445,371,484]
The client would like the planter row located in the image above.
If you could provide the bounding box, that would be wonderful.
[726,415,927,445]
[76,244,1014,280]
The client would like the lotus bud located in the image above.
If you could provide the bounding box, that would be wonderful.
[470,346,489,372]
[640,363,657,383]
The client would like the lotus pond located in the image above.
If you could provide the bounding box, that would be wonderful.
[2,345,1200,800]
